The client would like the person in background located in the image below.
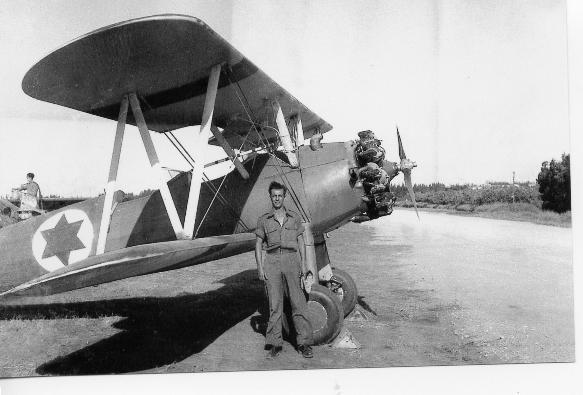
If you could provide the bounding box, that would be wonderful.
[18,172,41,210]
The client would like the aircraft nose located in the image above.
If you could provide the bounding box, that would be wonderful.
[298,142,363,233]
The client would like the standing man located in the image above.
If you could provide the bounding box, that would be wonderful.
[18,172,41,210]
[255,181,314,359]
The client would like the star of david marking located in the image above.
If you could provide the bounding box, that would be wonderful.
[40,214,86,265]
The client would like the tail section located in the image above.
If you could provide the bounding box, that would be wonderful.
[0,196,107,294]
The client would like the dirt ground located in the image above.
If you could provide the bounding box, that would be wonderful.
[0,210,574,377]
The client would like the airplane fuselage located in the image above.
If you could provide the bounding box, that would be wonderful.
[105,141,363,249]
[0,142,363,294]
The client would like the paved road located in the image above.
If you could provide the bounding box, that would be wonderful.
[0,210,574,376]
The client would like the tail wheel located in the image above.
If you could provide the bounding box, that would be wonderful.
[330,268,358,317]
[306,284,344,345]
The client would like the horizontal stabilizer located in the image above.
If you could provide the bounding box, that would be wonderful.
[1,233,255,298]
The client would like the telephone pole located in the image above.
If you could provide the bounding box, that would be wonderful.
[512,171,516,204]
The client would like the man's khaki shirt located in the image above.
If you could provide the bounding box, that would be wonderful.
[255,208,305,251]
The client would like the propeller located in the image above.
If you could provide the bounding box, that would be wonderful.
[396,127,419,219]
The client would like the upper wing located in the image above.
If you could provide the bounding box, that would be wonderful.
[0,233,255,298]
[22,14,332,148]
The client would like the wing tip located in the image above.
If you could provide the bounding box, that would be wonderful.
[22,14,212,99]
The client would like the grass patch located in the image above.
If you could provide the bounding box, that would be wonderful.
[397,202,571,227]
[472,203,571,227]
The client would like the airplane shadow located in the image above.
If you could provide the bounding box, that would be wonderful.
[0,269,266,375]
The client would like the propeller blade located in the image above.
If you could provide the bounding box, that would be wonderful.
[403,169,419,219]
[397,127,406,160]
[396,126,419,219]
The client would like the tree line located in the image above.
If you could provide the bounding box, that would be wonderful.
[392,153,570,213]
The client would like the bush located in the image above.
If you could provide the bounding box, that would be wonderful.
[537,154,570,213]
[396,183,540,207]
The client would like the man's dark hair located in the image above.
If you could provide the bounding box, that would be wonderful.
[268,181,287,195]
[27,172,34,179]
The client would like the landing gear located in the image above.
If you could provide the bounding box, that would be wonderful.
[329,268,358,317]
[313,237,358,318]
[293,230,361,344]
[281,283,344,346]
[306,284,344,345]
[281,234,360,345]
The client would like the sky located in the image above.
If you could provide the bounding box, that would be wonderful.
[0,1,581,392]
[0,0,570,196]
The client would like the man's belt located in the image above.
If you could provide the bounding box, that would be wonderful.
[266,247,297,254]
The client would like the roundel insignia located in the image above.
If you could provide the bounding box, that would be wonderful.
[32,209,94,272]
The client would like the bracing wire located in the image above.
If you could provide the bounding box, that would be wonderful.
[194,172,229,237]
[223,69,310,222]
[166,131,250,232]
[224,67,272,149]
[138,94,250,232]
[163,133,194,167]
[137,66,313,230]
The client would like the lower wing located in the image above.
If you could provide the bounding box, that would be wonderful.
[1,233,256,297]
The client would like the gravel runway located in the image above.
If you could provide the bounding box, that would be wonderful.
[0,209,573,376]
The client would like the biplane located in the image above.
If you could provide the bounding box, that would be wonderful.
[0,15,417,345]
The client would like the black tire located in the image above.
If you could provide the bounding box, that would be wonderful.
[306,284,344,345]
[330,268,358,317]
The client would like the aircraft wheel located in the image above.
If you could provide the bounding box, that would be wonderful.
[330,268,358,317]
[306,284,344,345]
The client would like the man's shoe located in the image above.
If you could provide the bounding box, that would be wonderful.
[297,344,313,358]
[267,346,282,358]
[264,344,273,351]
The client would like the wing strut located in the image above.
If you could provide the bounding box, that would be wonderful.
[295,116,305,147]
[183,64,221,239]
[286,115,304,148]
[273,100,299,168]
[96,95,128,254]
[129,93,186,239]
[210,125,250,179]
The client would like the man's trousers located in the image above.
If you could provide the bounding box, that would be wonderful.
[264,250,312,347]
